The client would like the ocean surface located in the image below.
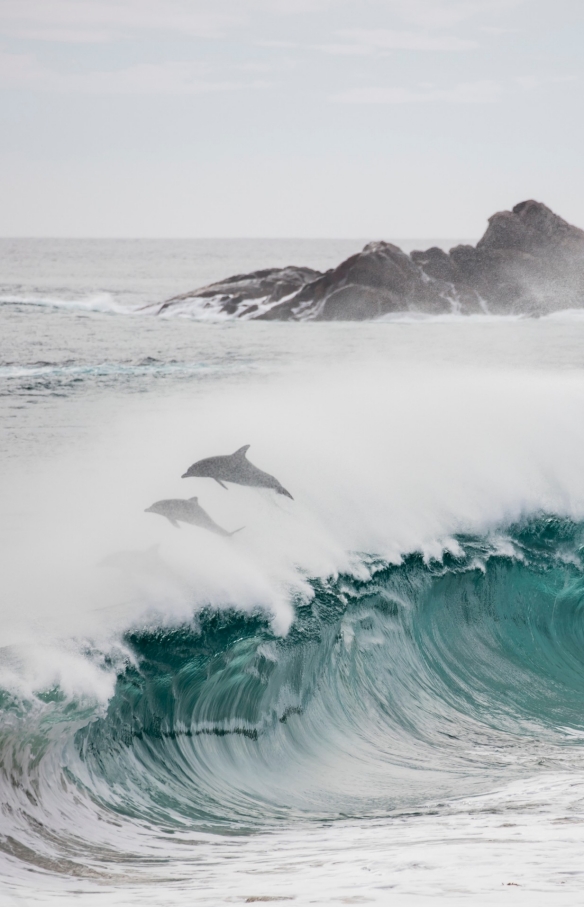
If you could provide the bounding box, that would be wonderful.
[3,239,584,906]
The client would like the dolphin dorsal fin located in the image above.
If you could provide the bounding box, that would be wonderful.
[189,496,198,503]
[233,445,250,458]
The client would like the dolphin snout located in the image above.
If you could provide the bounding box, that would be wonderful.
[181,472,189,478]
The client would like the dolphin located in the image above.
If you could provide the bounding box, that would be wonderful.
[145,497,243,536]
[182,445,293,499]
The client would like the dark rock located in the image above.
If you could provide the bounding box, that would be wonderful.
[263,241,454,321]
[318,285,399,321]
[411,246,457,283]
[445,201,584,313]
[158,266,321,318]
[480,199,584,253]
[157,201,584,320]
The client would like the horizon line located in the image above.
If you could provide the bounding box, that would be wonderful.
[0,234,479,242]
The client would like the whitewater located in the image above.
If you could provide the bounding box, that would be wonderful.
[3,240,584,906]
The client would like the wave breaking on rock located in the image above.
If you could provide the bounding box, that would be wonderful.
[153,201,584,321]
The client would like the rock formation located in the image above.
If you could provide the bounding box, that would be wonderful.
[452,200,584,313]
[157,266,320,319]
[157,201,584,321]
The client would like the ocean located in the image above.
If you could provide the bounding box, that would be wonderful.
[2,238,584,906]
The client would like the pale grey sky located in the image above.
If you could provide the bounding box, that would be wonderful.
[1,0,582,237]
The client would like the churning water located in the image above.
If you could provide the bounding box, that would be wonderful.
[2,240,584,906]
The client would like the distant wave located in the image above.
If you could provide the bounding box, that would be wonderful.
[0,292,132,314]
[0,360,263,396]
[0,361,242,380]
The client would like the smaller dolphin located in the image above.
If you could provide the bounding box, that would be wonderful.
[182,445,293,499]
[145,497,243,536]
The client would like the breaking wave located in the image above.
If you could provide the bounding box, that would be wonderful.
[4,364,584,887]
[3,516,584,881]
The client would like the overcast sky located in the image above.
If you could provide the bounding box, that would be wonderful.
[1,0,583,237]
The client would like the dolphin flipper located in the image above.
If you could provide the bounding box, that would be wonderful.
[168,518,180,529]
[215,478,228,490]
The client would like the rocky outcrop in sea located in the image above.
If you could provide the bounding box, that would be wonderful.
[156,201,584,321]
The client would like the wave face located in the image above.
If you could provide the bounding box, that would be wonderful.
[3,515,584,881]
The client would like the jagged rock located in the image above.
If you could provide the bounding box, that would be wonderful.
[445,201,584,313]
[156,201,584,321]
[410,247,458,283]
[261,242,455,320]
[158,266,321,319]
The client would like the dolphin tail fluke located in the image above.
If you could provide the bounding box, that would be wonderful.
[215,478,229,490]
[228,527,245,537]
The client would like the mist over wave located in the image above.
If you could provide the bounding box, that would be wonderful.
[5,364,584,646]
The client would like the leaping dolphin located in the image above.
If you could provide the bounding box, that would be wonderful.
[145,497,243,536]
[182,445,293,499]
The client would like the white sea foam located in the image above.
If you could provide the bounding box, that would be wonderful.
[541,307,584,322]
[3,288,583,325]
[2,772,584,905]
